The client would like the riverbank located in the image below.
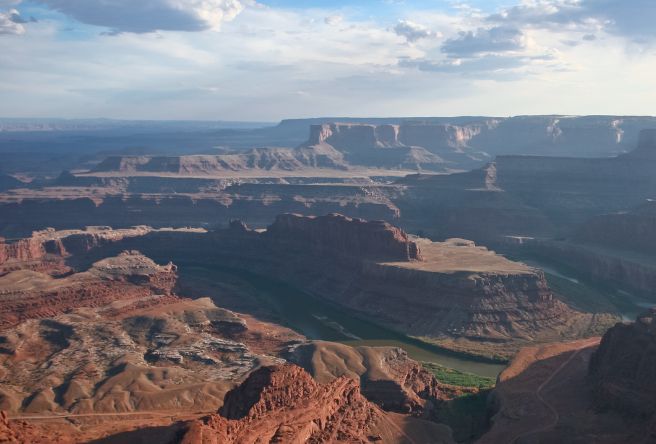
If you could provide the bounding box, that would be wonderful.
[176,263,507,378]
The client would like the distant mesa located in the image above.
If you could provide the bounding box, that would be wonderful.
[91,147,349,175]
[302,122,485,171]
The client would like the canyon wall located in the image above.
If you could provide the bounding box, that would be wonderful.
[305,122,483,170]
[0,251,177,329]
[181,364,454,444]
[93,146,348,175]
[265,213,422,262]
[577,201,656,256]
[518,239,656,297]
[37,216,604,359]
[589,309,656,418]
[0,183,400,237]
[396,129,656,243]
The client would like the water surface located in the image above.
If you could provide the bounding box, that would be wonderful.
[183,263,506,378]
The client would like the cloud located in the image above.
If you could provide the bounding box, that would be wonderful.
[324,14,343,26]
[0,8,24,34]
[31,0,244,33]
[441,26,526,57]
[393,20,439,43]
[488,0,656,42]
[400,55,526,75]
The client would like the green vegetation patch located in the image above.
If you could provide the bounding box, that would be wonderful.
[422,362,495,389]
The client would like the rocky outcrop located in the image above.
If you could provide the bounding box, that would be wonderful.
[0,251,177,329]
[304,122,481,171]
[12,217,602,359]
[284,341,440,415]
[481,329,656,443]
[397,128,656,243]
[0,183,400,237]
[0,411,76,443]
[92,146,349,175]
[589,309,656,417]
[85,218,605,358]
[181,364,454,444]
[0,291,297,415]
[266,213,422,262]
[0,236,49,266]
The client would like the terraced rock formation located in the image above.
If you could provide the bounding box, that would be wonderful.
[397,128,656,243]
[0,251,177,329]
[0,181,400,237]
[180,364,454,444]
[284,341,441,415]
[21,214,609,360]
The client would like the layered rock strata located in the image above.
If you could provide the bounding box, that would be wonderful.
[180,364,454,444]
[0,183,400,237]
[0,251,177,329]
[23,215,605,359]
[284,341,440,415]
[396,129,656,243]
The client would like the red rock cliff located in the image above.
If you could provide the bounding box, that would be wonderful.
[265,213,422,261]
[181,364,453,444]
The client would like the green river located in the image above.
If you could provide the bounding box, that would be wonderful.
[182,264,506,379]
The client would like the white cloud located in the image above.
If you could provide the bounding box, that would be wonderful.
[324,14,343,26]
[0,8,24,35]
[0,0,655,119]
[31,0,245,33]
[488,0,656,42]
[393,20,440,43]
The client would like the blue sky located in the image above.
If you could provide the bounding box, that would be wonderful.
[1,0,655,120]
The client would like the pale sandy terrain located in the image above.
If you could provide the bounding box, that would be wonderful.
[384,238,535,274]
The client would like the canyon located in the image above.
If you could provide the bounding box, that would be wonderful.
[0,238,463,442]
[0,214,614,360]
[1,115,656,443]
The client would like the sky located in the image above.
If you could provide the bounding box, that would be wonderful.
[0,0,655,121]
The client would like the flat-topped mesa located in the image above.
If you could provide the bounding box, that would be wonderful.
[266,213,422,262]
[589,309,656,418]
[308,123,379,147]
[307,122,478,151]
